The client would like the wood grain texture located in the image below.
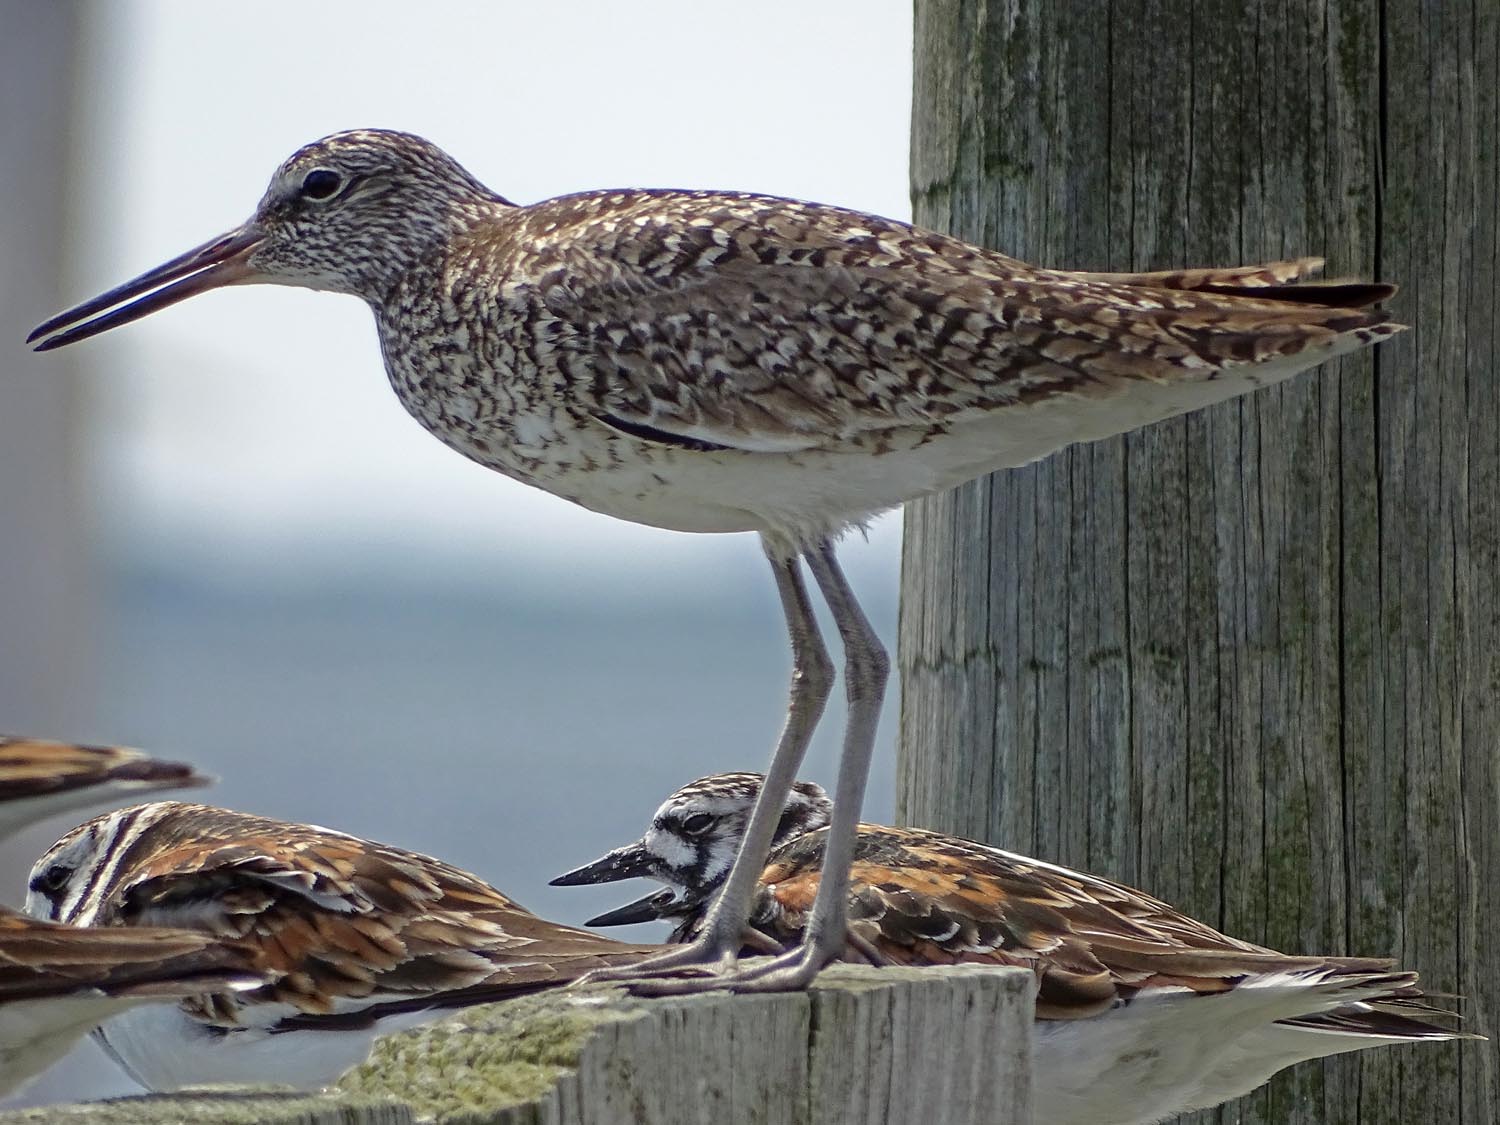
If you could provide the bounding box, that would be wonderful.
[898,2,1498,1123]
[0,966,1033,1125]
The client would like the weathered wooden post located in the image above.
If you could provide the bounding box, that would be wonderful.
[0,967,1034,1124]
[899,2,1497,1122]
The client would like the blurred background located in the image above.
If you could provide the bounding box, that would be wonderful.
[0,1,910,1104]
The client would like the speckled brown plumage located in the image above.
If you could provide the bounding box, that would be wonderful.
[26,801,663,1090]
[0,737,202,801]
[558,773,1470,1123]
[560,772,1461,1031]
[29,802,656,1029]
[0,907,260,1005]
[0,906,265,1095]
[30,128,1402,544]
[372,186,1400,541]
[28,129,1407,995]
[753,825,1441,1026]
[0,736,209,841]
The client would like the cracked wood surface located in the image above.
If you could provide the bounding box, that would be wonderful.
[898,2,1498,1123]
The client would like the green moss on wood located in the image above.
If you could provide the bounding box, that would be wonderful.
[337,988,641,1120]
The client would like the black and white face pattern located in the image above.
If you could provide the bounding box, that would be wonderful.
[640,774,834,904]
[24,806,144,927]
[556,773,832,913]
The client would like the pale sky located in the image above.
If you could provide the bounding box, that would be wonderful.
[65,1,914,590]
[5,5,916,1105]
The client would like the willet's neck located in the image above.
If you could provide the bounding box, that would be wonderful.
[348,194,516,308]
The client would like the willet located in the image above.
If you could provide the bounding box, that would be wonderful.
[30,129,1403,993]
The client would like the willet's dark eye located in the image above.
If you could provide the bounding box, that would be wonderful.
[681,813,715,835]
[29,864,71,897]
[300,169,343,200]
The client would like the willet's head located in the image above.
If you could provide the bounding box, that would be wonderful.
[30,129,505,350]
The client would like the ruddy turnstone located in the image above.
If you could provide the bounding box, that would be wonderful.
[0,736,236,1094]
[25,801,658,1092]
[0,907,263,1096]
[552,771,832,933]
[30,129,1403,992]
[0,736,208,841]
[554,773,1471,1124]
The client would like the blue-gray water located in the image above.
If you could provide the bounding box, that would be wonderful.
[3,549,898,1106]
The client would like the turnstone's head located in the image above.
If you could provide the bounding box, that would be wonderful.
[550,772,831,926]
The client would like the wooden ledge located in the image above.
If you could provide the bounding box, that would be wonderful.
[1,963,1034,1124]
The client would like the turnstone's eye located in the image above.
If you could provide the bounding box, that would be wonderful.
[681,813,715,835]
[29,863,72,897]
[300,169,343,201]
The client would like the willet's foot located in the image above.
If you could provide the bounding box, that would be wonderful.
[30,129,1404,994]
